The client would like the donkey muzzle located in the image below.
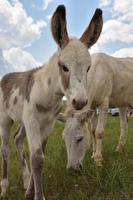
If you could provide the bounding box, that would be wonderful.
[72,98,88,110]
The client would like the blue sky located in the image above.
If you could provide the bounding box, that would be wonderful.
[23,0,102,62]
[0,0,133,77]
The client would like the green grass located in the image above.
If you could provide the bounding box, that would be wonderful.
[0,116,133,200]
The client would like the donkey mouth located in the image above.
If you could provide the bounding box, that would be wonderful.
[67,163,83,175]
[74,102,87,110]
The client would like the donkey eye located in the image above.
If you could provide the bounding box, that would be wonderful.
[58,61,69,72]
[87,66,90,73]
[76,137,83,144]
[62,65,69,72]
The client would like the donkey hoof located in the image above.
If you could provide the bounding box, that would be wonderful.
[0,192,6,198]
[34,197,45,200]
[25,192,34,200]
[24,182,29,190]
[115,145,124,153]
[91,152,95,159]
[0,179,9,196]
[93,154,103,166]
[115,146,120,152]
[96,160,102,167]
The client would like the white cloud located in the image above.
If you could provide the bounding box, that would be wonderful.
[0,0,46,75]
[113,0,133,14]
[112,48,133,57]
[3,47,42,71]
[43,0,53,10]
[46,14,52,20]
[97,0,133,51]
[98,20,133,46]
[113,0,133,24]
[0,0,47,49]
[90,44,101,54]
[99,0,112,7]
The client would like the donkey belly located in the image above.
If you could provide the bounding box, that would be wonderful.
[110,86,133,107]
[1,87,24,122]
[7,99,23,121]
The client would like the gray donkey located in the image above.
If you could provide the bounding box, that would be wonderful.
[58,106,128,169]
[0,5,103,200]
[58,53,132,169]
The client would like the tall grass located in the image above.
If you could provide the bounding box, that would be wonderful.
[0,116,133,200]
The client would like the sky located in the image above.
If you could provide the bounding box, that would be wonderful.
[0,0,133,77]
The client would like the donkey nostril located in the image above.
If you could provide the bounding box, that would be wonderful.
[72,98,88,110]
[72,98,77,106]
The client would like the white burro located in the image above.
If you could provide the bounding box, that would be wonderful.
[58,53,133,169]
[0,5,103,200]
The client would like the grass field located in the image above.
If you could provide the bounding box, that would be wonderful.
[0,116,133,200]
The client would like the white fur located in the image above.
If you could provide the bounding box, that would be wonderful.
[87,53,133,164]
[0,6,103,198]
[62,53,133,168]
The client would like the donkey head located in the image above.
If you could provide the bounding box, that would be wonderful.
[51,5,103,110]
[57,109,93,170]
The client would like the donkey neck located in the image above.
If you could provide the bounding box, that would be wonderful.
[35,53,63,107]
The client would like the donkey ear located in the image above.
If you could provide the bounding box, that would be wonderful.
[51,5,69,48]
[78,112,88,123]
[76,109,94,123]
[57,113,66,123]
[80,9,103,48]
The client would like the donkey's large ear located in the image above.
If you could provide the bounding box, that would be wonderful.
[57,113,66,123]
[51,5,69,48]
[80,9,103,48]
[76,109,94,123]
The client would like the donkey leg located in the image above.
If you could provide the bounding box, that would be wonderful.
[93,100,109,166]
[91,130,96,158]
[90,111,97,158]
[25,172,34,200]
[24,118,45,200]
[15,125,30,189]
[25,139,47,200]
[116,107,128,152]
[0,119,12,196]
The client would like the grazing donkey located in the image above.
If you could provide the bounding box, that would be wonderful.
[16,106,127,173]
[58,53,133,168]
[58,106,128,169]
[0,5,103,200]
[57,108,93,170]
